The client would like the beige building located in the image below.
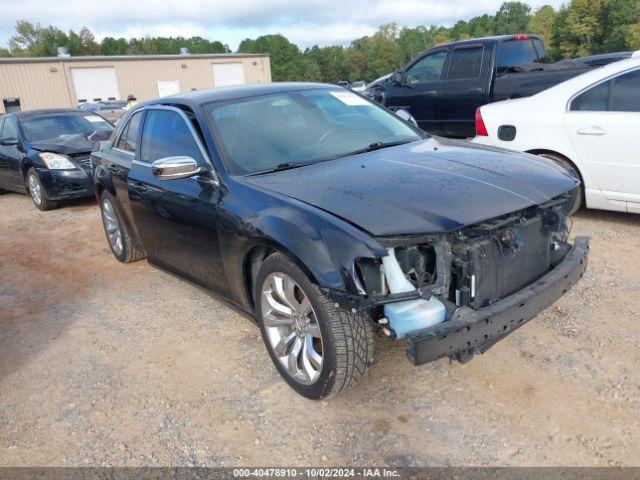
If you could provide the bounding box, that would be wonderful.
[0,52,271,113]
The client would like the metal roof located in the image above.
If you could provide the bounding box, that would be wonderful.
[0,53,269,64]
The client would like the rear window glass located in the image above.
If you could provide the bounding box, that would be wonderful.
[571,81,610,111]
[495,39,539,71]
[610,69,640,112]
[447,46,483,80]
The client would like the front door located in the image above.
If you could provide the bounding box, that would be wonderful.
[384,49,448,134]
[0,116,25,190]
[564,68,640,208]
[126,106,228,294]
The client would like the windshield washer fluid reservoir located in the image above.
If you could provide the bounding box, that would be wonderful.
[381,248,446,339]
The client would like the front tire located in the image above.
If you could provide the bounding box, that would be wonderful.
[255,253,374,400]
[27,168,58,211]
[99,190,146,263]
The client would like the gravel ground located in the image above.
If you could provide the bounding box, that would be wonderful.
[1,191,639,467]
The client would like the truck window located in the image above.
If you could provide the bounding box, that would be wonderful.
[532,38,547,62]
[495,39,539,72]
[610,69,640,112]
[570,81,610,112]
[405,51,447,85]
[140,109,205,164]
[447,46,484,80]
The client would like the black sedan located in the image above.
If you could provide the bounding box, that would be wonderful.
[91,83,588,399]
[0,109,114,210]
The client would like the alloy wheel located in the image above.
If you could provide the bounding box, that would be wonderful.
[101,198,123,256]
[28,173,42,206]
[260,272,324,385]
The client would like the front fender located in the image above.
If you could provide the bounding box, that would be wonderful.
[218,180,387,310]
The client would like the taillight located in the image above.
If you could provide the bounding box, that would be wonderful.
[515,34,529,40]
[475,108,488,137]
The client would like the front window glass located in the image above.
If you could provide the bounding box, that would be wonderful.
[1,116,18,140]
[117,111,142,153]
[405,51,447,85]
[206,89,422,175]
[21,113,113,142]
[140,109,205,164]
[571,81,610,111]
[610,69,640,112]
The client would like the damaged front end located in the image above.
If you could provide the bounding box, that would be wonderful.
[326,188,589,365]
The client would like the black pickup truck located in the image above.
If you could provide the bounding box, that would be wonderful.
[368,34,631,138]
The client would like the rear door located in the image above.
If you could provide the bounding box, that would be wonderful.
[126,106,228,293]
[0,115,25,190]
[564,68,640,210]
[438,44,490,138]
[384,49,448,134]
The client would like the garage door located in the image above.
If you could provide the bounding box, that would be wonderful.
[212,63,245,87]
[71,67,119,103]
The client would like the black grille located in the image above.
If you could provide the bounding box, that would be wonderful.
[458,218,551,309]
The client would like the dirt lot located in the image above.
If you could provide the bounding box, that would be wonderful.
[1,191,639,467]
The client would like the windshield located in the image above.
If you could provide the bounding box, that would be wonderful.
[207,89,422,175]
[21,113,114,142]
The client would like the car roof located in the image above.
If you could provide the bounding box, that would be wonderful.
[145,82,336,108]
[434,34,542,49]
[11,108,85,119]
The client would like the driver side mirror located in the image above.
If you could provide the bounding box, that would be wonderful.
[151,156,203,180]
[0,137,19,147]
[392,72,404,85]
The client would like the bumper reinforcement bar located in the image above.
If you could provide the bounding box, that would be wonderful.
[406,236,590,366]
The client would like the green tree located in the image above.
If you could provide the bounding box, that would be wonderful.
[450,20,470,40]
[554,0,607,57]
[100,37,128,55]
[8,20,68,56]
[528,5,556,48]
[494,1,532,34]
[79,27,100,55]
[628,22,640,48]
[602,0,640,51]
[468,15,495,37]
[398,27,426,64]
[238,34,306,81]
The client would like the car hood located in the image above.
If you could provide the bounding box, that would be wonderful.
[28,135,101,156]
[244,137,579,237]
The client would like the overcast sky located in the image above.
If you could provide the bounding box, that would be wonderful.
[0,0,567,51]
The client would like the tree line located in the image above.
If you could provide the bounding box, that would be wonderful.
[2,0,639,84]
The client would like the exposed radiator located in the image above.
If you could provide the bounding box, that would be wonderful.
[454,217,552,309]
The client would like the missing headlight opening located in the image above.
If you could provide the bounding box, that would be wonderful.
[353,189,578,344]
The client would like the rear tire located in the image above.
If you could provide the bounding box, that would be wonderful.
[99,190,146,263]
[255,253,374,400]
[27,168,58,211]
[537,153,584,208]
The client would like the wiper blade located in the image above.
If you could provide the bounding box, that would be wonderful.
[331,140,413,160]
[247,162,308,176]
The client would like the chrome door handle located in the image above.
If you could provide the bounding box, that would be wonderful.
[577,126,606,136]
